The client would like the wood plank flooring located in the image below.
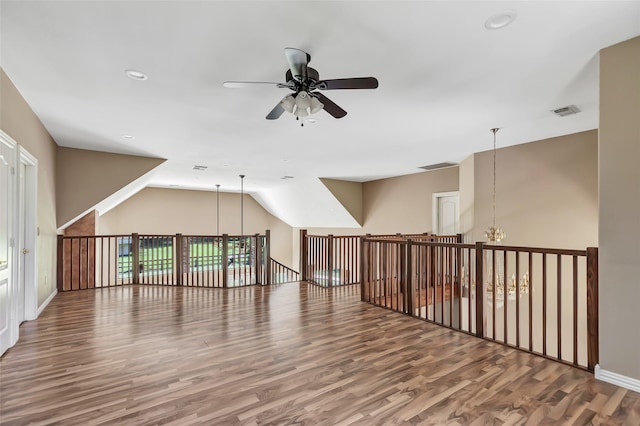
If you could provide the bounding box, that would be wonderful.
[1,283,638,425]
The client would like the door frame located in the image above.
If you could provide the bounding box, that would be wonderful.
[432,191,460,235]
[0,130,17,355]
[19,146,38,321]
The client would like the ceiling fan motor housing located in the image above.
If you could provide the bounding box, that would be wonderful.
[286,68,320,93]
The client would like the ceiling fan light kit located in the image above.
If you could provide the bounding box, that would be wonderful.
[224,47,378,126]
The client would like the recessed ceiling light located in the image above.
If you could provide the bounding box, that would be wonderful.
[124,69,148,80]
[121,134,135,140]
[485,11,517,30]
[306,118,317,124]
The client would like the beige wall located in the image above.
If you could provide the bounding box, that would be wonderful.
[56,147,165,228]
[473,130,598,249]
[363,167,460,235]
[599,36,640,380]
[1,69,58,305]
[299,132,597,250]
[98,187,294,268]
[294,167,460,269]
[459,154,475,243]
[320,178,364,225]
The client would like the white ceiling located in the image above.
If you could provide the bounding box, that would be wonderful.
[1,1,639,227]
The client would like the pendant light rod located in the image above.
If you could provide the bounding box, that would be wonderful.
[491,128,499,229]
[216,184,220,236]
[239,175,245,235]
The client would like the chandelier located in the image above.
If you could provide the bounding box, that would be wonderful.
[488,272,530,296]
[485,128,506,242]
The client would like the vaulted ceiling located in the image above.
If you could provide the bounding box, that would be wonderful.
[2,1,639,226]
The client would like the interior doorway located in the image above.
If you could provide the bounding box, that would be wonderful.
[0,132,17,355]
[0,131,38,357]
[432,191,460,235]
[19,147,38,322]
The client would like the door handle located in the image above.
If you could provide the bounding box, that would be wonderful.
[22,248,30,255]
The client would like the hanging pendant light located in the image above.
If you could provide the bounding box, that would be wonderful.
[239,175,245,235]
[216,184,220,236]
[485,128,506,243]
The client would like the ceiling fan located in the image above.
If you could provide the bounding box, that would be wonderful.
[223,48,378,125]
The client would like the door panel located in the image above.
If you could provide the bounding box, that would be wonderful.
[0,136,16,355]
[434,193,459,235]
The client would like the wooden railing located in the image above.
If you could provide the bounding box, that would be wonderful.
[300,231,360,286]
[270,258,300,284]
[360,237,599,371]
[57,230,299,291]
[299,230,462,287]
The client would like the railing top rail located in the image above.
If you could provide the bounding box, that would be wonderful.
[482,244,588,257]
[361,237,588,256]
[305,232,457,240]
[60,233,266,239]
[61,234,135,239]
[363,237,475,249]
[270,258,299,273]
[305,234,360,239]
[182,234,266,238]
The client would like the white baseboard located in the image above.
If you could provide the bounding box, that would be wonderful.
[36,289,57,317]
[595,364,640,393]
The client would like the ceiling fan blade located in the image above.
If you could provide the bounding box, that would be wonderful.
[223,81,293,89]
[284,47,310,82]
[316,77,379,90]
[314,93,347,119]
[266,103,285,120]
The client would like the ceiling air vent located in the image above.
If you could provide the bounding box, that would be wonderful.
[552,105,580,117]
[419,162,458,171]
[193,165,208,171]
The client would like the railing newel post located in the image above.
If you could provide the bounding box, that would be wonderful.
[175,233,183,286]
[222,234,229,288]
[265,230,271,286]
[57,234,64,291]
[327,234,334,287]
[586,247,599,371]
[360,236,366,301]
[475,241,485,338]
[132,233,140,284]
[300,229,308,283]
[406,239,414,316]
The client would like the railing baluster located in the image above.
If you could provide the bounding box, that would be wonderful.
[573,255,578,366]
[543,253,547,356]
[557,254,562,360]
[492,249,496,340]
[504,250,508,344]
[529,252,533,352]
[516,251,520,348]
[449,246,453,327]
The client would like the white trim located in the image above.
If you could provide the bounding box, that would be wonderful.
[595,364,640,393]
[0,130,18,356]
[37,289,57,317]
[19,146,38,321]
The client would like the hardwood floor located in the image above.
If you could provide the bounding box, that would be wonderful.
[1,283,638,425]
